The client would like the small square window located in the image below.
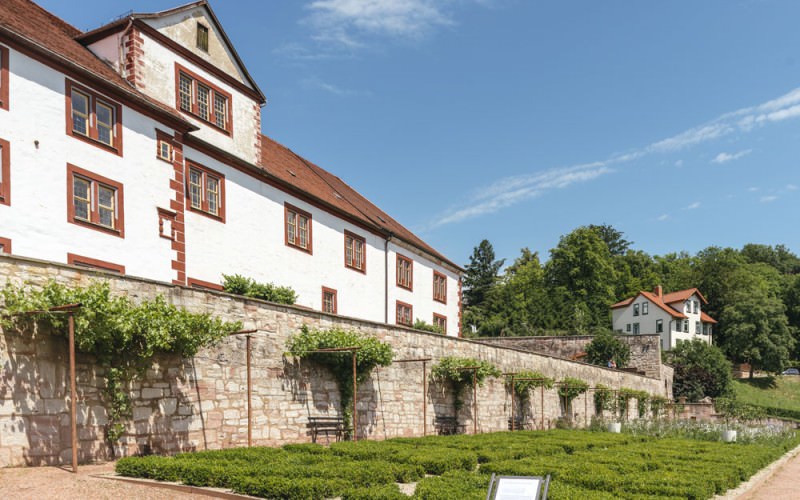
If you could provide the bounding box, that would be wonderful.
[197,23,209,52]
[396,301,412,326]
[322,287,337,314]
[433,313,447,334]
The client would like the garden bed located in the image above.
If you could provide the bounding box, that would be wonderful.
[115,429,799,499]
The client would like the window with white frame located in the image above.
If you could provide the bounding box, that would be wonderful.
[187,162,224,220]
[345,231,365,272]
[285,203,312,253]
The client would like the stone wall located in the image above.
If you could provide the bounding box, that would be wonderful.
[0,255,668,467]
[478,335,665,380]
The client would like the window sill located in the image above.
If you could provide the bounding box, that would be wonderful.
[434,298,447,305]
[187,205,225,223]
[70,218,124,238]
[397,284,413,292]
[70,131,122,157]
[179,109,231,137]
[286,241,312,255]
[345,264,366,274]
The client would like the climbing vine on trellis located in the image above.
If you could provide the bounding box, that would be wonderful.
[431,356,501,412]
[286,325,393,439]
[1,280,241,447]
[507,370,554,404]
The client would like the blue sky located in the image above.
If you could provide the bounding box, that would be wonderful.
[39,0,800,266]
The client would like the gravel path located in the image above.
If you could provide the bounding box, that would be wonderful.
[0,463,198,500]
[735,442,800,500]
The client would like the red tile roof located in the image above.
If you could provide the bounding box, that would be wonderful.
[0,0,192,128]
[662,288,708,305]
[612,287,717,323]
[611,291,686,319]
[260,135,460,270]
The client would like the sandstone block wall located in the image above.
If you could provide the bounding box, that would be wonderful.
[0,255,668,467]
[478,335,664,379]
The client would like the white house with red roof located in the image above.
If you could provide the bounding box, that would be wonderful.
[611,285,717,350]
[0,1,462,335]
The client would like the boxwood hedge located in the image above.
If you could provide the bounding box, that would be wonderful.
[115,429,799,499]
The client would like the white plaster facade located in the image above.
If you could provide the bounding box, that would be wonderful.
[611,287,715,350]
[0,1,463,335]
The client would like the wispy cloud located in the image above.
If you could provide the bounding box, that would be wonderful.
[760,195,778,203]
[674,159,684,167]
[711,149,752,164]
[787,184,798,191]
[280,0,491,59]
[657,214,670,221]
[684,202,701,210]
[301,76,369,96]
[429,85,800,228]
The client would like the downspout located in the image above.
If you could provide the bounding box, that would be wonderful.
[384,232,393,324]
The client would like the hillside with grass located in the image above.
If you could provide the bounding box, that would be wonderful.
[733,375,800,421]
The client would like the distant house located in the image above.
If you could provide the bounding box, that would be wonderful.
[611,286,717,350]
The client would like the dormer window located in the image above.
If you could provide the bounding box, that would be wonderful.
[175,64,231,133]
[196,23,209,52]
[693,300,699,314]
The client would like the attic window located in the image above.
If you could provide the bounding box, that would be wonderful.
[196,23,209,52]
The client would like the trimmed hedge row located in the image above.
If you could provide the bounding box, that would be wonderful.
[115,429,799,499]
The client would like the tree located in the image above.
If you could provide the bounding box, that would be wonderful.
[666,339,732,401]
[587,224,631,256]
[719,287,794,377]
[585,331,631,368]
[462,239,504,333]
[545,227,617,330]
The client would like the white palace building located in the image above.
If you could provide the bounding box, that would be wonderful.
[0,0,463,335]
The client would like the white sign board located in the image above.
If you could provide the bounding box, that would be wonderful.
[493,477,542,500]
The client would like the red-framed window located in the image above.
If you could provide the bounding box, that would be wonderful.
[0,45,9,111]
[396,301,413,326]
[285,203,312,253]
[156,129,174,163]
[433,313,447,334]
[0,137,9,206]
[433,271,447,303]
[396,254,413,290]
[344,230,366,273]
[65,80,123,155]
[0,237,11,254]
[175,63,232,134]
[322,287,338,314]
[67,253,125,274]
[186,161,225,222]
[67,164,124,238]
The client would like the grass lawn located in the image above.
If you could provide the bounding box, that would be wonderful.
[733,375,800,419]
[115,428,799,500]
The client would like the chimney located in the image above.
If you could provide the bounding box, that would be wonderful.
[654,285,663,301]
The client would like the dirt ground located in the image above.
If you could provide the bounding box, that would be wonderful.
[0,463,199,500]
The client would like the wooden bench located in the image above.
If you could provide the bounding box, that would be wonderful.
[434,416,465,435]
[307,416,344,443]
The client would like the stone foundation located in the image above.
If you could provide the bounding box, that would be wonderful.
[0,255,668,466]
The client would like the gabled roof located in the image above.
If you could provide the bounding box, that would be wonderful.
[75,0,266,104]
[612,287,718,323]
[662,288,708,305]
[611,291,686,319]
[260,135,462,272]
[0,0,194,131]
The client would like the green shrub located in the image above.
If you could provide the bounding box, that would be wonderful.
[222,273,297,305]
[413,319,444,334]
[342,484,406,500]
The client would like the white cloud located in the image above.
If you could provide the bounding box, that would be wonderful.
[787,184,798,191]
[301,77,368,96]
[760,195,778,203]
[674,159,684,167]
[429,85,800,228]
[748,187,760,192]
[657,214,670,221]
[684,202,701,210]
[711,149,752,164]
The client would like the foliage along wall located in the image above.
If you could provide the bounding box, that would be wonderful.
[0,254,665,467]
